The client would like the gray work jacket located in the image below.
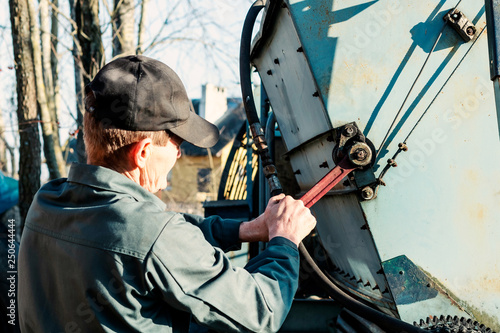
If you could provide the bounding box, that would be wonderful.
[18,163,299,333]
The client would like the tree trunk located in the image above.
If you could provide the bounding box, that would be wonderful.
[28,0,65,179]
[75,0,104,84]
[51,0,60,125]
[40,0,62,155]
[112,0,135,57]
[71,0,103,163]
[9,0,42,226]
[136,0,149,55]
[0,107,7,173]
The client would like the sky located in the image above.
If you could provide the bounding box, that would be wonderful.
[0,0,256,177]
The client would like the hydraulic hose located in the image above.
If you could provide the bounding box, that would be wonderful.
[239,0,282,197]
[239,1,424,332]
[239,0,264,126]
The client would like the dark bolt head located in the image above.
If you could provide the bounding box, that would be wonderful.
[355,148,367,161]
[343,125,355,137]
[466,26,476,36]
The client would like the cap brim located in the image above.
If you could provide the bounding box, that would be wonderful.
[169,112,219,148]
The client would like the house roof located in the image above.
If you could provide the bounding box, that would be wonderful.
[181,99,246,157]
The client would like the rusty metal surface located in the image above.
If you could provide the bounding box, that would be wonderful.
[382,255,470,323]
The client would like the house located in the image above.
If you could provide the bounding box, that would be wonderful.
[164,85,246,205]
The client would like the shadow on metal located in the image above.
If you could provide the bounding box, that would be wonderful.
[363,0,447,139]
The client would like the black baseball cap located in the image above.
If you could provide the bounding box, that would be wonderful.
[86,55,219,148]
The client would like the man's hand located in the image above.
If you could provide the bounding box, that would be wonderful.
[263,194,316,246]
[239,194,316,245]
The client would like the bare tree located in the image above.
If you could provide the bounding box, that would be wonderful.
[1,105,18,178]
[0,107,8,173]
[136,0,149,55]
[40,0,63,158]
[51,0,61,120]
[71,0,104,163]
[9,0,42,224]
[28,0,65,179]
[109,0,135,57]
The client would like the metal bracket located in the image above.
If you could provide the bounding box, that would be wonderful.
[444,9,477,42]
[333,122,375,172]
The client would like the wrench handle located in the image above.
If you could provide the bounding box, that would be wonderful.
[300,156,355,208]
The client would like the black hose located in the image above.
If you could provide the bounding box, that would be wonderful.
[239,0,282,196]
[299,243,423,333]
[239,1,424,332]
[239,0,264,126]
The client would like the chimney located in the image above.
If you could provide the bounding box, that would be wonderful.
[199,84,227,123]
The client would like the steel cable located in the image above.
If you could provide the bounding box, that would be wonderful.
[376,0,464,158]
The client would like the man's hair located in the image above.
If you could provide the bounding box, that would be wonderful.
[83,90,169,167]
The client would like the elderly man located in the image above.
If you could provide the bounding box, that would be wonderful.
[18,55,316,333]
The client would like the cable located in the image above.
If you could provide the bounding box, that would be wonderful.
[377,0,463,157]
[299,243,424,333]
[378,25,485,182]
[403,25,485,143]
[377,23,446,156]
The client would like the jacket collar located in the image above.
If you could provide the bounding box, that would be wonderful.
[67,163,167,211]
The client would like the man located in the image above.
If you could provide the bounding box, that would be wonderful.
[18,55,316,333]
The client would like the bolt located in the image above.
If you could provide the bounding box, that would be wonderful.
[348,142,372,167]
[343,125,355,137]
[466,26,476,36]
[355,148,367,161]
[361,187,374,200]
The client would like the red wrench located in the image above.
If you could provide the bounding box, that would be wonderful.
[300,156,355,208]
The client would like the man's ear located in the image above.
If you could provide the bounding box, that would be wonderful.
[130,138,153,169]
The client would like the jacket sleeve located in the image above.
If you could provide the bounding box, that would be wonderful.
[145,213,299,333]
[180,213,242,252]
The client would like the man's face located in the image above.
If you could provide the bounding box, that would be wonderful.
[143,134,183,193]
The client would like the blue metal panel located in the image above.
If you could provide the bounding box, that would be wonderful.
[253,0,500,329]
